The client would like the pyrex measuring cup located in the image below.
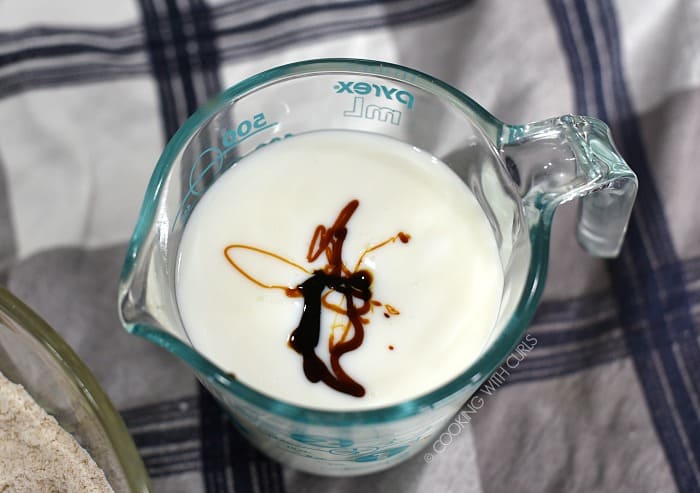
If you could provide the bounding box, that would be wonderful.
[118,59,637,476]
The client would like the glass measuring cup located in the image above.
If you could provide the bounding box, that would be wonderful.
[118,59,637,476]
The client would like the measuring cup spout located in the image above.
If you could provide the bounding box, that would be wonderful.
[500,115,638,257]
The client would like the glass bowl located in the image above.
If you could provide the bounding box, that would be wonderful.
[0,287,152,492]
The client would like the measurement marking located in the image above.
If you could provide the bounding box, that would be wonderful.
[343,96,402,125]
[222,122,278,155]
[172,122,278,230]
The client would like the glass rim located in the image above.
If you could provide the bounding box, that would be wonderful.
[0,287,152,493]
[119,58,551,426]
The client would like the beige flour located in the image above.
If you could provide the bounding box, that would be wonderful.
[0,371,114,493]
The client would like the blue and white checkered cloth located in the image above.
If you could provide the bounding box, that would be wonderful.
[1,1,698,492]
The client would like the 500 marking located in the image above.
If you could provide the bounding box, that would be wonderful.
[222,112,270,147]
[172,112,287,230]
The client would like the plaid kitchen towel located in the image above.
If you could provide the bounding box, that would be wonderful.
[1,0,699,492]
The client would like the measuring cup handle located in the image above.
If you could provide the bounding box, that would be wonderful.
[500,115,638,258]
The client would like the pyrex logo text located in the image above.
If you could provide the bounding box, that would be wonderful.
[334,81,414,109]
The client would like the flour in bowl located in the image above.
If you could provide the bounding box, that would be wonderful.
[0,371,114,492]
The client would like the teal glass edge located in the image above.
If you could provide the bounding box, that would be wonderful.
[0,288,152,493]
[119,58,552,426]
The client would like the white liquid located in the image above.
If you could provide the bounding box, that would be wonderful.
[176,130,503,410]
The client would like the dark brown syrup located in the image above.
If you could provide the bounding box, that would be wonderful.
[224,199,409,397]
